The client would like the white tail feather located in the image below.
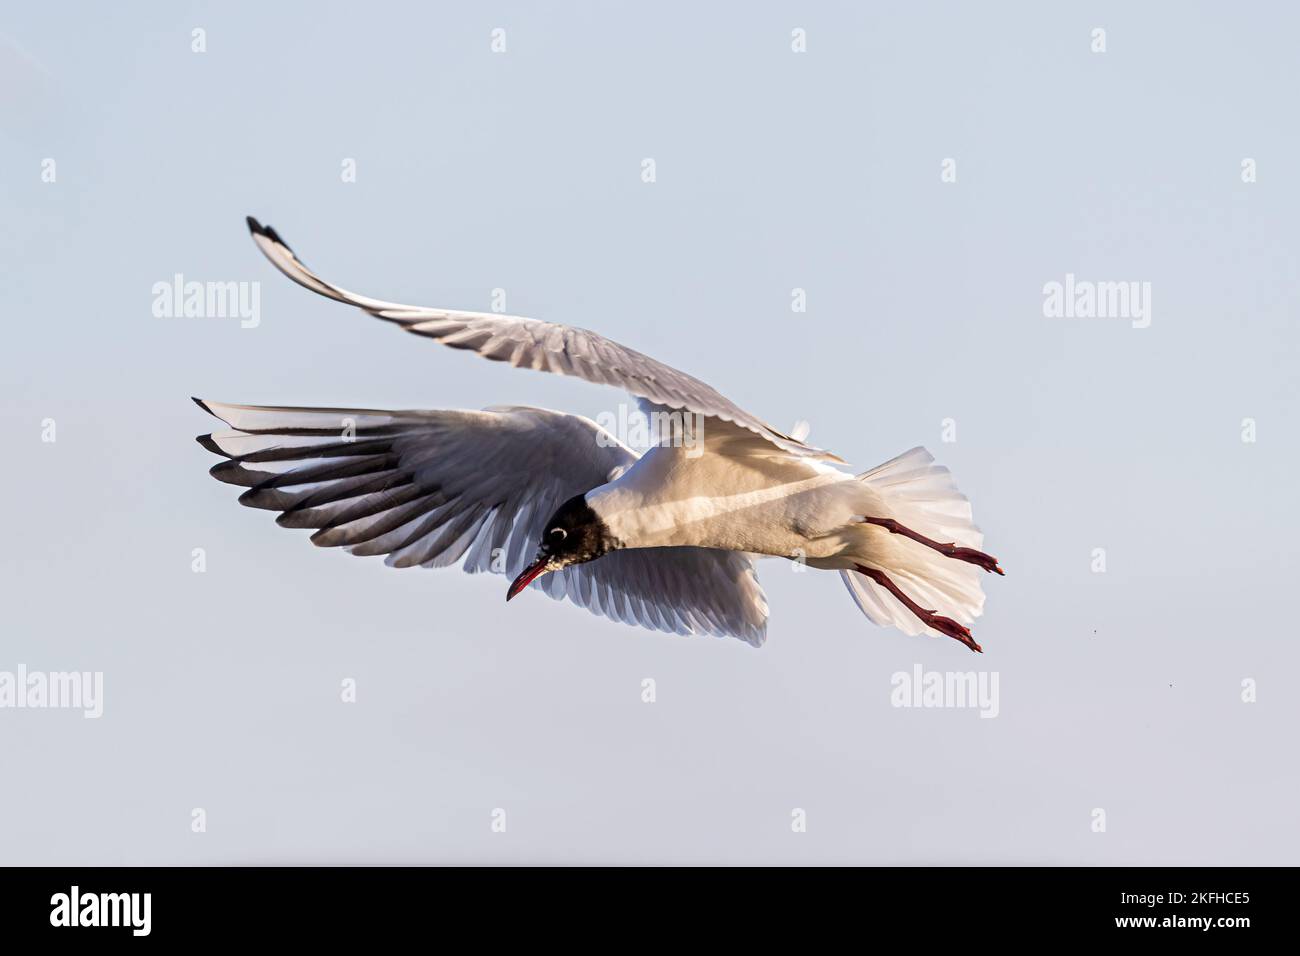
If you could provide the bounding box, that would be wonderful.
[840,447,988,640]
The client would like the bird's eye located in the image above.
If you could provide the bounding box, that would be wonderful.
[549,527,567,541]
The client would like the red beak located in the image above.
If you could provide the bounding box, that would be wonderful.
[507,557,550,601]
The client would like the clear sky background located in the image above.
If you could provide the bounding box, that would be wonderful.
[2,1,1296,864]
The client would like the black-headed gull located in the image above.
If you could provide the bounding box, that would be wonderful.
[195,218,1003,651]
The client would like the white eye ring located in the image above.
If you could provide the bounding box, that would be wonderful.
[549,527,567,540]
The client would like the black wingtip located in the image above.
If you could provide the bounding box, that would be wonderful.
[192,396,213,415]
[246,215,292,252]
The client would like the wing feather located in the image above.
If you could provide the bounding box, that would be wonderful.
[195,399,768,644]
[245,217,840,463]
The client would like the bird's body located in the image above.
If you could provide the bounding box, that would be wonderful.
[587,418,849,557]
[196,219,1003,651]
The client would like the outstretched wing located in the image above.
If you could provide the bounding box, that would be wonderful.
[245,217,839,463]
[195,400,769,645]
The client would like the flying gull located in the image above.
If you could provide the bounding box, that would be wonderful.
[194,218,1004,651]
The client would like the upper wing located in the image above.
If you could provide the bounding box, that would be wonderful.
[195,400,769,645]
[245,217,840,463]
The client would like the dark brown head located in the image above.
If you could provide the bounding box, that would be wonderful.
[506,495,617,600]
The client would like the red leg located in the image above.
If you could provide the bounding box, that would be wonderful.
[860,516,1004,575]
[855,564,982,653]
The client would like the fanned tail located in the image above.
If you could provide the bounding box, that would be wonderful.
[839,447,1000,652]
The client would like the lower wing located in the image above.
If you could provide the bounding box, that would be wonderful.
[194,400,769,645]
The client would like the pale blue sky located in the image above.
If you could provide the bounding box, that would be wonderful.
[1,1,1296,863]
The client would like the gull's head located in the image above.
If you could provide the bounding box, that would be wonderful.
[507,494,616,601]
